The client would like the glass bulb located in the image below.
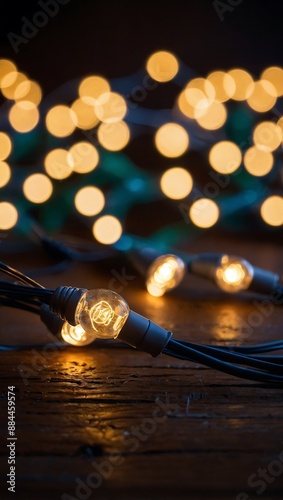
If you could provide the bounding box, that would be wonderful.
[215,255,254,293]
[146,254,186,297]
[75,289,130,339]
[60,322,95,346]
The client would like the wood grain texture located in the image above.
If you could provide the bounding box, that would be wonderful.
[0,236,283,499]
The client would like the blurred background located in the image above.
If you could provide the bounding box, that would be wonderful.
[0,0,282,264]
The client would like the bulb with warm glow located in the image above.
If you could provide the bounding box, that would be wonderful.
[75,289,130,339]
[92,215,122,245]
[215,255,254,293]
[146,51,179,82]
[60,322,96,346]
[146,255,186,297]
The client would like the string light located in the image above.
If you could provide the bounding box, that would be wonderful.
[9,102,40,133]
[69,142,99,174]
[46,105,77,137]
[0,162,11,188]
[92,215,122,245]
[146,50,179,82]
[155,123,189,158]
[97,121,130,151]
[74,186,105,216]
[209,141,242,174]
[215,255,254,293]
[146,254,186,297]
[0,202,18,230]
[59,323,96,346]
[189,199,219,228]
[44,149,74,180]
[260,196,283,227]
[177,88,207,119]
[23,174,53,204]
[244,146,274,177]
[160,167,193,199]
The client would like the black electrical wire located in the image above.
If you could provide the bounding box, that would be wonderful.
[164,339,283,384]
[0,261,43,288]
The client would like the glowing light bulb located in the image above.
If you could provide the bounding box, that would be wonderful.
[60,323,95,346]
[75,289,130,339]
[146,51,179,82]
[146,255,186,297]
[215,255,254,292]
[155,123,189,158]
[160,167,193,199]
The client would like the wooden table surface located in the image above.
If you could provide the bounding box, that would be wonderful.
[0,235,283,500]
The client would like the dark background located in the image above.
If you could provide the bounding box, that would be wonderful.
[1,0,283,93]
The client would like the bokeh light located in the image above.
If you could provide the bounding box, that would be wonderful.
[261,67,283,97]
[71,98,99,130]
[177,88,208,119]
[0,202,18,230]
[79,76,110,105]
[260,196,283,226]
[46,105,77,137]
[155,123,189,157]
[23,173,53,203]
[95,92,127,123]
[9,102,39,133]
[1,71,27,99]
[0,59,17,87]
[196,101,227,130]
[186,78,215,108]
[75,186,105,216]
[14,80,42,105]
[189,198,219,228]
[44,149,74,179]
[69,142,99,174]
[209,141,242,174]
[244,146,274,177]
[97,121,130,151]
[0,133,12,160]
[0,162,11,188]
[92,215,122,244]
[146,51,179,82]
[160,167,193,199]
[207,71,235,102]
[228,69,253,101]
[253,121,282,152]
[246,80,277,112]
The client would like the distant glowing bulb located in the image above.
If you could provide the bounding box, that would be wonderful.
[71,98,99,130]
[160,167,193,199]
[253,121,282,152]
[69,142,99,174]
[0,162,11,188]
[260,196,283,227]
[189,199,219,228]
[0,133,12,161]
[46,105,77,137]
[23,173,53,204]
[1,71,27,99]
[0,59,17,87]
[9,101,39,133]
[209,141,242,174]
[44,149,74,180]
[146,51,179,82]
[95,92,127,123]
[207,71,236,102]
[146,254,186,297]
[97,121,130,151]
[79,76,110,105]
[228,69,254,101]
[14,80,42,105]
[261,67,283,97]
[244,146,273,177]
[155,123,189,158]
[75,186,105,216]
[0,202,18,230]
[75,289,130,339]
[92,215,122,245]
[60,323,96,346]
[196,101,227,130]
[215,255,254,292]
[246,80,277,112]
